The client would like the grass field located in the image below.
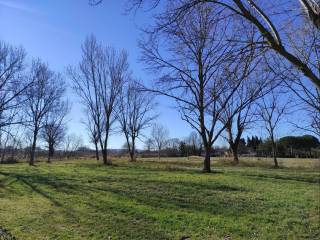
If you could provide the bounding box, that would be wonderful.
[0,157,319,240]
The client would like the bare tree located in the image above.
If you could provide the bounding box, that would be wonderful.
[0,41,30,130]
[68,35,129,165]
[41,100,69,163]
[68,36,104,162]
[117,80,157,161]
[24,59,65,166]
[219,61,277,164]
[257,91,290,168]
[223,105,254,164]
[150,123,169,160]
[139,5,261,172]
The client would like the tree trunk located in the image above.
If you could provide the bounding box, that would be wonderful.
[30,130,38,166]
[129,150,136,162]
[0,150,5,164]
[271,137,278,168]
[202,146,211,173]
[94,142,99,161]
[100,129,111,165]
[158,149,161,160]
[47,143,54,163]
[129,144,136,162]
[233,150,239,164]
[126,135,136,162]
[272,147,278,168]
[130,138,136,162]
[102,148,109,165]
[231,144,239,164]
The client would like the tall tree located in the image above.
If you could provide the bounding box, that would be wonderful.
[117,80,156,161]
[24,59,65,166]
[68,35,129,165]
[139,5,259,172]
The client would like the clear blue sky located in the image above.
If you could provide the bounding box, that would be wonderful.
[0,0,304,148]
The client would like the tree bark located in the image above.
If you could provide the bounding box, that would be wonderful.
[130,138,136,162]
[231,145,239,165]
[47,143,54,163]
[102,148,108,165]
[126,135,136,162]
[129,147,136,162]
[202,146,211,173]
[94,142,99,161]
[100,128,111,165]
[271,135,279,168]
[129,150,136,162]
[29,129,38,166]
[272,145,278,168]
[0,150,5,164]
[102,124,112,165]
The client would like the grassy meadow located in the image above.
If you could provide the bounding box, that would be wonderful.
[0,157,319,240]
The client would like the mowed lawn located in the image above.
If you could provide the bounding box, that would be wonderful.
[0,157,319,240]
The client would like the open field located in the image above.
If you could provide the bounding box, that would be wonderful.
[0,157,319,239]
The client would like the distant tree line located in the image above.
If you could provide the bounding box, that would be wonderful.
[141,129,203,158]
[139,133,320,159]
[257,135,320,158]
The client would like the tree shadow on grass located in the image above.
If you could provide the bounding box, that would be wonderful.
[0,172,67,208]
[0,166,272,221]
[237,172,320,184]
[0,169,255,217]
[1,167,299,240]
[0,172,174,240]
[85,182,258,216]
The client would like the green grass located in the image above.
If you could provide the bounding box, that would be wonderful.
[0,157,319,240]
